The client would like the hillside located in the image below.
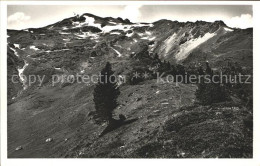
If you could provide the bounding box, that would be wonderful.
[7,13,253,158]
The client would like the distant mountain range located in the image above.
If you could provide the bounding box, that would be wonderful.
[7,13,253,97]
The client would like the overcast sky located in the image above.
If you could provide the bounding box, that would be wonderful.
[7,5,253,30]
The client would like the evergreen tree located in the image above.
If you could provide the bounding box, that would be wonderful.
[93,62,120,124]
[166,61,172,71]
[176,64,186,82]
[205,61,213,76]
[176,64,186,76]
[197,66,204,76]
[195,62,229,105]
[195,77,229,105]
[153,53,159,61]
[170,64,177,76]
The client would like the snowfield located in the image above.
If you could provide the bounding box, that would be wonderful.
[14,44,20,49]
[18,60,29,89]
[30,46,40,51]
[10,47,19,57]
[224,27,234,32]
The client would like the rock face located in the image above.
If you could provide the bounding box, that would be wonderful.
[15,146,23,151]
[7,13,253,158]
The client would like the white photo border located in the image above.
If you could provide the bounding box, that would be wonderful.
[1,1,260,166]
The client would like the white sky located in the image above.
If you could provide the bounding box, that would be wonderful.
[7,5,253,30]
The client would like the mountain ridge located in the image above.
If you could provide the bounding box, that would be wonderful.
[7,12,253,98]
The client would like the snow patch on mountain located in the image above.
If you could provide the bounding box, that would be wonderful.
[140,36,148,40]
[224,27,233,32]
[62,14,154,35]
[139,31,155,41]
[59,31,70,35]
[145,31,152,35]
[76,33,89,39]
[149,36,156,41]
[111,47,122,57]
[104,23,152,33]
[18,60,29,89]
[134,23,154,28]
[10,47,19,57]
[102,24,131,33]
[76,17,129,33]
[14,44,20,49]
[72,21,81,26]
[109,21,117,25]
[148,42,155,54]
[140,36,156,41]
[110,32,121,35]
[83,16,99,28]
[63,38,70,42]
[54,67,62,70]
[30,46,40,51]
[76,32,99,39]
[77,15,152,33]
[44,49,70,53]
[126,32,133,37]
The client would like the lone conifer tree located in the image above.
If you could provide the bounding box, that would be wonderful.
[195,62,229,105]
[93,62,120,124]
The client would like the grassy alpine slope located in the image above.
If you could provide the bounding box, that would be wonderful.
[7,13,253,158]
